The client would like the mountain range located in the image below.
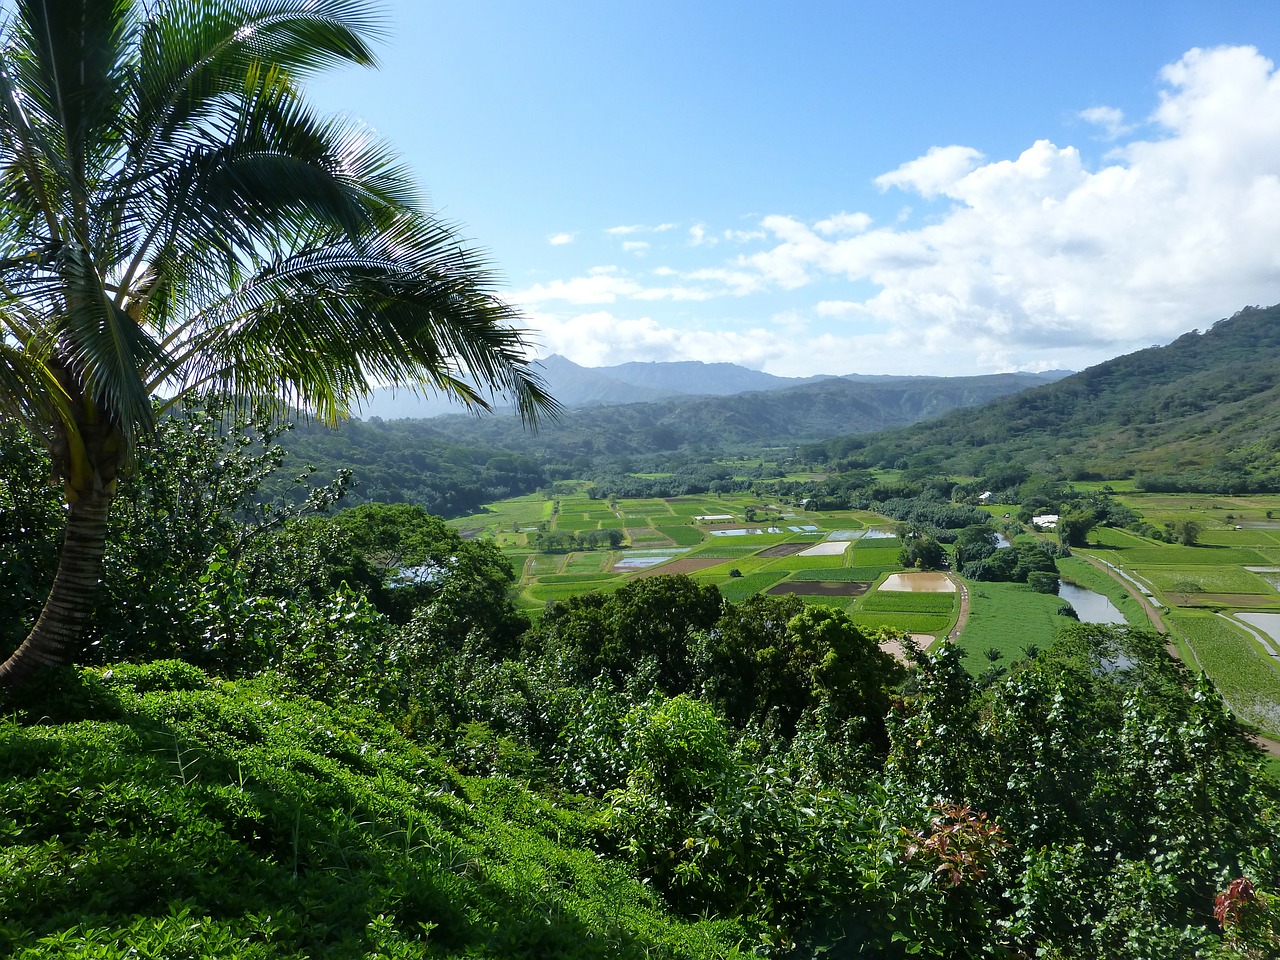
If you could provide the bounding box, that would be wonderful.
[356,354,1068,422]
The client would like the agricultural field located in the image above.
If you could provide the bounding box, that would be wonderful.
[454,487,1280,744]
[1169,610,1280,739]
[448,493,956,634]
[1078,492,1280,740]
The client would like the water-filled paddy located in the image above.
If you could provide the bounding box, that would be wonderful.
[826,529,895,541]
[880,572,956,593]
[1237,612,1280,651]
[798,541,852,557]
[612,549,689,571]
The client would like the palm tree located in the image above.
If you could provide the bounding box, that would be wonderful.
[0,0,556,685]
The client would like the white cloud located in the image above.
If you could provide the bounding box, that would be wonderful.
[608,222,678,236]
[622,241,649,253]
[525,307,960,377]
[814,212,872,236]
[547,232,575,246]
[1078,105,1132,140]
[528,309,800,371]
[523,46,1280,376]
[512,266,724,306]
[688,223,715,246]
[741,45,1280,371]
[874,145,985,199]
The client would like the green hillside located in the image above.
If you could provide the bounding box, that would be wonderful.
[840,304,1280,490]
[0,663,751,959]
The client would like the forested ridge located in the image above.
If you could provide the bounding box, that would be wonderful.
[273,373,1057,513]
[829,304,1280,491]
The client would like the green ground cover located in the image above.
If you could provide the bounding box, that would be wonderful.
[0,664,751,959]
[858,592,955,614]
[956,581,1077,669]
[1140,565,1280,599]
[654,526,704,546]
[846,612,952,635]
[705,572,788,601]
[1170,611,1280,739]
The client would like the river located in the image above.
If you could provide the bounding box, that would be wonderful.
[1058,582,1126,625]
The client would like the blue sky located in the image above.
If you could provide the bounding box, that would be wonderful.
[309,2,1280,377]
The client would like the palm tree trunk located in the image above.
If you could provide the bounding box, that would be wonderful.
[0,486,113,686]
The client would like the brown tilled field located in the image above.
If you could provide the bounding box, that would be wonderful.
[767,581,869,598]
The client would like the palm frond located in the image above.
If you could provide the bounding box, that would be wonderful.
[162,213,559,426]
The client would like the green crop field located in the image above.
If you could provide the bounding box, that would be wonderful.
[562,552,611,574]
[684,543,767,559]
[846,565,899,581]
[451,484,1280,766]
[655,525,705,546]
[1171,611,1280,738]
[523,554,563,576]
[708,572,789,601]
[760,552,850,571]
[535,572,618,585]
[858,591,955,614]
[850,545,902,567]
[1139,565,1280,599]
[790,567,870,582]
[846,611,952,634]
[1089,526,1156,549]
[1112,546,1271,567]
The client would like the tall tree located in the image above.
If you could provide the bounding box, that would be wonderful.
[0,0,556,684]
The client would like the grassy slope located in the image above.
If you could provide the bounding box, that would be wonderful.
[0,664,752,960]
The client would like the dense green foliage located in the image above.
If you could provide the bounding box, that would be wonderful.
[0,663,752,959]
